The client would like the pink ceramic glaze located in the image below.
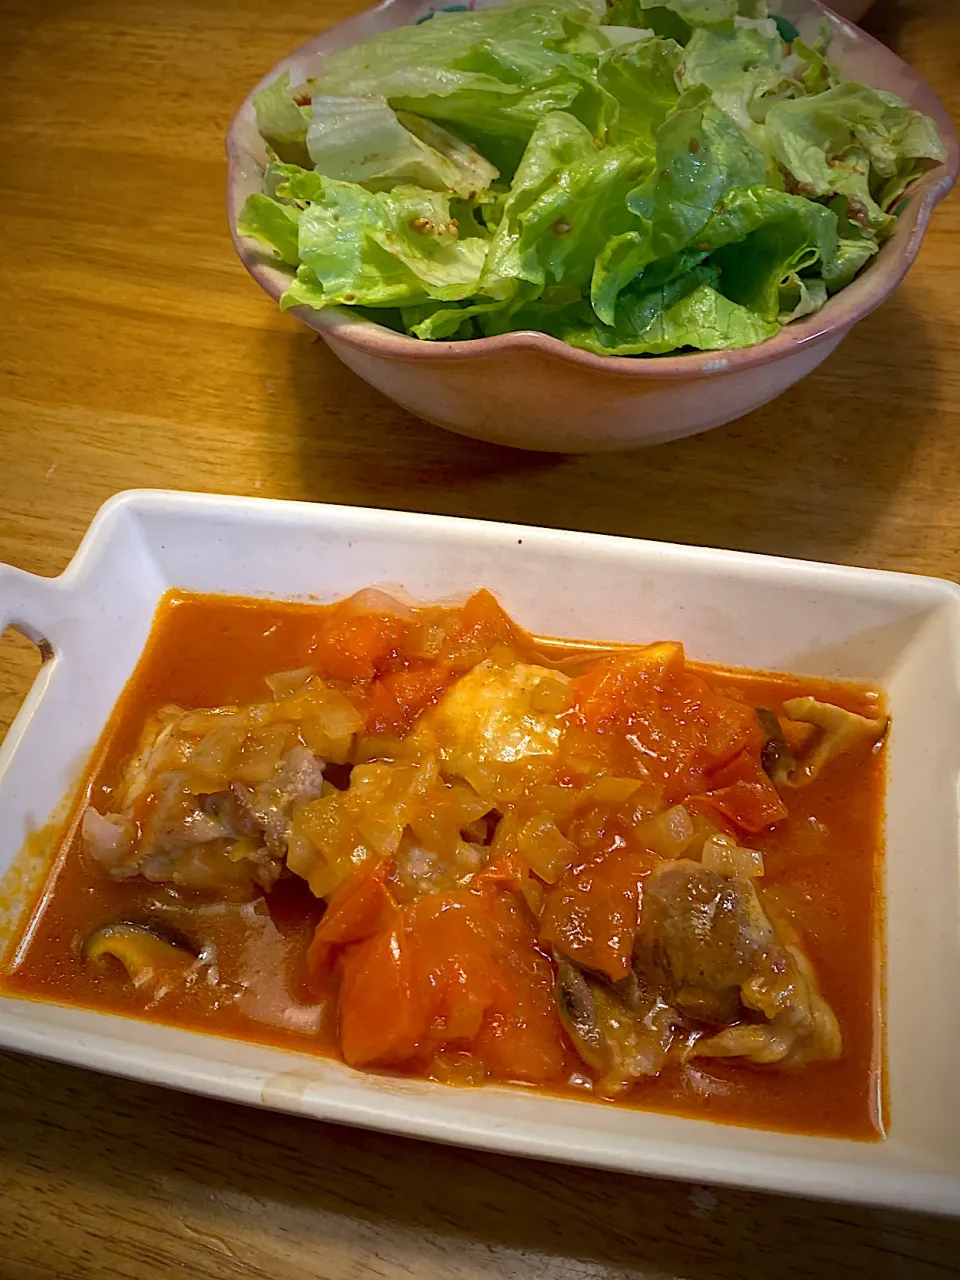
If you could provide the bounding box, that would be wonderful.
[226,0,957,452]
[829,0,873,22]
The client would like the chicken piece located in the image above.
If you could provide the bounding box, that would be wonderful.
[81,669,370,895]
[781,697,888,787]
[116,706,203,810]
[556,956,677,1096]
[84,733,326,895]
[230,746,326,857]
[81,808,135,870]
[416,659,572,796]
[86,779,268,895]
[636,861,840,1067]
[394,834,486,900]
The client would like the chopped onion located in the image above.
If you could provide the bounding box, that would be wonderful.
[265,667,314,700]
[297,691,365,765]
[315,697,365,740]
[351,733,412,764]
[233,724,295,785]
[701,835,765,879]
[339,588,414,619]
[186,724,246,782]
[519,872,545,916]
[300,719,352,766]
[528,672,573,715]
[517,813,575,884]
[635,805,695,859]
[429,1051,486,1088]
[284,818,317,881]
[588,776,642,805]
[406,621,446,660]
[178,707,245,733]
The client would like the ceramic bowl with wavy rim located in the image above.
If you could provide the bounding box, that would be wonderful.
[226,0,958,452]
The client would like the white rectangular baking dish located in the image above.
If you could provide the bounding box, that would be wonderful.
[1,490,959,1214]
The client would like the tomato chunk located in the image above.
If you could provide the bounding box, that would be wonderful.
[338,926,425,1067]
[409,894,498,1043]
[366,667,453,735]
[443,589,525,668]
[692,749,788,834]
[539,848,653,981]
[572,645,762,803]
[313,607,408,681]
[332,879,568,1084]
[305,862,397,985]
[471,890,570,1084]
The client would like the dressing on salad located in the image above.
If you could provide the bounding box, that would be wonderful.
[236,0,946,355]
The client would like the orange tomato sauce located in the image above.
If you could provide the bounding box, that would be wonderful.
[0,590,886,1139]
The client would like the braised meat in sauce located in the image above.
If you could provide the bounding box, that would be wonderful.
[0,588,887,1138]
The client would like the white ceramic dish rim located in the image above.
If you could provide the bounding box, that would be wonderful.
[2,490,960,1215]
[225,0,959,380]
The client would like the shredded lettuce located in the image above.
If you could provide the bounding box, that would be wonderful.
[305,97,500,198]
[481,111,644,301]
[679,19,784,132]
[237,0,947,356]
[253,72,312,167]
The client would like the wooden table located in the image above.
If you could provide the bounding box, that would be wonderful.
[2,0,959,1274]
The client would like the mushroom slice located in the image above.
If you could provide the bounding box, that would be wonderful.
[83,923,197,990]
[555,956,606,1072]
[782,697,888,786]
[756,709,796,786]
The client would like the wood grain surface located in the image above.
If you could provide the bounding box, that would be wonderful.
[1,0,959,1275]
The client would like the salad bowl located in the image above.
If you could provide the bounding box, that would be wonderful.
[226,0,958,452]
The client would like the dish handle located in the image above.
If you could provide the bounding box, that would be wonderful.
[0,565,65,656]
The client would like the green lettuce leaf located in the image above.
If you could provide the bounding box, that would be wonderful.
[306,95,498,197]
[607,0,766,33]
[480,111,643,300]
[820,194,878,291]
[507,262,778,353]
[240,0,946,357]
[591,86,768,321]
[792,20,837,96]
[629,87,770,254]
[239,177,489,311]
[266,158,325,202]
[402,298,511,340]
[679,18,784,131]
[822,235,876,291]
[253,72,312,167]
[778,273,827,323]
[595,36,682,147]
[236,192,301,266]
[765,82,947,235]
[712,196,836,320]
[316,2,604,146]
